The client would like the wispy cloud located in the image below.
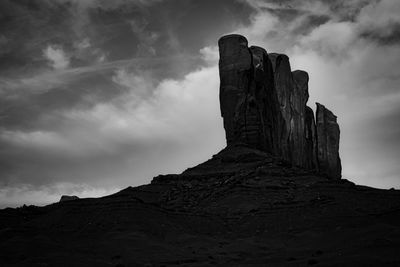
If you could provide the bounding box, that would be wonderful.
[0,54,199,97]
[0,47,224,204]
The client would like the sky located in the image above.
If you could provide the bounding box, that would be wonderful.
[1,0,400,208]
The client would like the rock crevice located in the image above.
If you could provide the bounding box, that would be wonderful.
[218,34,341,179]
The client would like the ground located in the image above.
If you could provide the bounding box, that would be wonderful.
[1,145,400,266]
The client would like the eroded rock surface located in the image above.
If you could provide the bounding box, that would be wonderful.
[316,103,342,179]
[218,34,341,179]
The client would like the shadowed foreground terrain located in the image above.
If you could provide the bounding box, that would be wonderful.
[1,145,400,266]
[1,35,400,266]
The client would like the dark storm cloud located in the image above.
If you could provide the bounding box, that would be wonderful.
[0,0,144,72]
[243,0,400,48]
[0,0,255,207]
[0,60,225,199]
[0,0,253,74]
[0,74,123,131]
[0,53,200,138]
[359,22,400,45]
[0,0,254,131]
[163,0,253,52]
[0,0,72,71]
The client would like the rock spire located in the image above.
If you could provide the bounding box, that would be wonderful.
[218,34,341,179]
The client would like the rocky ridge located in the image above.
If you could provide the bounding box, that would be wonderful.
[1,144,399,266]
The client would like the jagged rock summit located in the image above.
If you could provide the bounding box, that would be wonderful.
[219,34,341,179]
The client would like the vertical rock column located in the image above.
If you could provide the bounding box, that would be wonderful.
[268,53,292,162]
[218,35,279,153]
[218,34,252,146]
[292,70,310,167]
[269,53,310,168]
[249,46,281,153]
[316,103,342,179]
[305,106,318,170]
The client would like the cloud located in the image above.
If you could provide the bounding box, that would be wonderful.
[234,0,400,188]
[75,38,91,50]
[55,0,164,9]
[357,0,400,44]
[0,47,225,206]
[199,46,219,65]
[43,45,70,70]
[0,54,197,99]
[130,18,160,56]
[298,21,355,58]
[59,49,223,159]
[112,68,155,99]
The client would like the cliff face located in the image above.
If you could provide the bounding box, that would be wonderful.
[316,103,342,179]
[218,34,341,179]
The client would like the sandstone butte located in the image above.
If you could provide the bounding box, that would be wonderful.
[218,34,341,179]
[0,35,399,266]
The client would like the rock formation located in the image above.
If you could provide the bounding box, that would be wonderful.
[316,103,342,179]
[218,35,280,154]
[218,34,341,179]
[2,35,400,267]
[59,195,79,202]
[305,106,319,170]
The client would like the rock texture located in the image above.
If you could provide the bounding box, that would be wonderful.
[305,106,319,170]
[316,103,342,179]
[218,35,280,153]
[219,34,341,179]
